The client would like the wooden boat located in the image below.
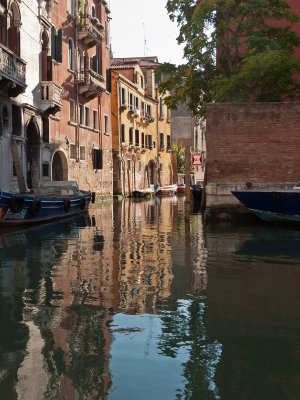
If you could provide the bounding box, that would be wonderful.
[155,185,177,197]
[0,181,94,226]
[231,184,300,223]
[176,184,186,194]
[190,184,203,202]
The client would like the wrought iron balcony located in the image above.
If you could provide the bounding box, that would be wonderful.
[77,15,105,47]
[40,81,63,115]
[76,68,106,98]
[0,43,26,97]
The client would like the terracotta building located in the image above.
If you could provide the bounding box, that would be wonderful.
[0,0,112,195]
[110,57,173,196]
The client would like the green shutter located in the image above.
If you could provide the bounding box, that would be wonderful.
[56,29,62,63]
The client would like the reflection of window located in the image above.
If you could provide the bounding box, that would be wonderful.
[68,38,74,70]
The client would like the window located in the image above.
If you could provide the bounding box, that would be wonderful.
[93,148,103,170]
[159,97,164,117]
[85,107,90,127]
[129,93,133,110]
[135,129,139,146]
[146,134,153,149]
[70,144,77,159]
[127,160,131,170]
[51,27,62,63]
[80,146,85,160]
[91,5,96,17]
[129,127,133,145]
[79,105,84,125]
[160,133,164,150]
[13,162,16,176]
[68,38,74,70]
[135,96,139,110]
[69,100,76,123]
[141,132,145,148]
[42,163,49,177]
[141,76,144,88]
[121,87,126,106]
[91,55,98,73]
[121,124,125,143]
[93,110,98,130]
[104,115,109,134]
[167,134,171,151]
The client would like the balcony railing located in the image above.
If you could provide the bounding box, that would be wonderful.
[77,15,105,47]
[76,68,106,98]
[40,81,63,114]
[0,43,26,96]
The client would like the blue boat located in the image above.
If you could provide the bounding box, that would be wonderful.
[231,186,300,223]
[0,181,95,226]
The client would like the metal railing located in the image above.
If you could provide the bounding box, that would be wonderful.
[0,43,26,85]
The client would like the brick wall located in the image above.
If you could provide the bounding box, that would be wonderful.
[205,102,300,210]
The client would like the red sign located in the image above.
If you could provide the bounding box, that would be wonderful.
[192,153,203,166]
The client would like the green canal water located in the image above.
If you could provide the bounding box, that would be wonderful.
[0,197,300,400]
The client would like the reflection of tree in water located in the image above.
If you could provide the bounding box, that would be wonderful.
[158,299,221,399]
[65,305,111,399]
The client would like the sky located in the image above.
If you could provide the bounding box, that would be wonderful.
[108,0,185,65]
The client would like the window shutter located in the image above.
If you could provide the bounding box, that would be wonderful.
[91,55,98,72]
[106,68,111,92]
[51,26,56,59]
[56,29,62,63]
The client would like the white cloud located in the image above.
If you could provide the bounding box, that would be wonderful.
[109,0,185,65]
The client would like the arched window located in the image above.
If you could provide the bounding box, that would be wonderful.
[8,1,21,55]
[68,38,74,70]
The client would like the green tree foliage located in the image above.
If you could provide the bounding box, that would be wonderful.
[173,141,186,173]
[158,0,300,116]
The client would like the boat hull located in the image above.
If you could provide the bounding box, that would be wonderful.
[0,191,92,225]
[232,190,300,223]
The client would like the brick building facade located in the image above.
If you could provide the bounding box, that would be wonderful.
[205,102,300,213]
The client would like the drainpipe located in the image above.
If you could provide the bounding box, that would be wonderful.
[75,0,80,163]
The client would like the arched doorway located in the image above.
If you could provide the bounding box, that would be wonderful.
[52,151,68,181]
[26,119,40,189]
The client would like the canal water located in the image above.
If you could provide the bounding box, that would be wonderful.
[0,197,300,400]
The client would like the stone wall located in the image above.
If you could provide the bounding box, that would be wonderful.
[205,102,300,213]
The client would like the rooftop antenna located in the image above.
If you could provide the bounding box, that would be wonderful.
[143,23,147,56]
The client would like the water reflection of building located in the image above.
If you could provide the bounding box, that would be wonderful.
[0,207,116,399]
[113,198,175,314]
[205,227,300,399]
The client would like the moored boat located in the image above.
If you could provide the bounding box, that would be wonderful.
[231,184,300,223]
[155,184,177,197]
[132,188,154,198]
[0,181,94,226]
[190,184,203,202]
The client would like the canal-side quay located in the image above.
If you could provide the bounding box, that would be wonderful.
[0,196,299,399]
